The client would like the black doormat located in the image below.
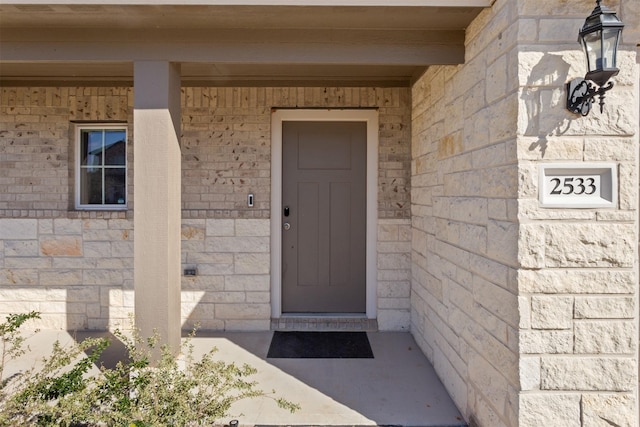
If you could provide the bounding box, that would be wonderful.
[267,331,374,359]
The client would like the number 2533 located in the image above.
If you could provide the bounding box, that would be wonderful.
[549,177,597,196]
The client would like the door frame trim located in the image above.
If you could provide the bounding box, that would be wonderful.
[270,109,379,319]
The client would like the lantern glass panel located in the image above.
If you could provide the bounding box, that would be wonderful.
[602,27,620,69]
[582,30,602,72]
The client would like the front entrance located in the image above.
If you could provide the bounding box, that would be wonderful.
[281,121,367,313]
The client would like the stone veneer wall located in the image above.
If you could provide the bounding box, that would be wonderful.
[0,86,412,331]
[516,0,639,425]
[411,1,520,425]
[411,0,639,426]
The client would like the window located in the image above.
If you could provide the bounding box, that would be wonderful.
[76,125,127,210]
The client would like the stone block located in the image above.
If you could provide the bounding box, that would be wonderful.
[377,280,411,298]
[224,275,269,292]
[82,219,108,230]
[224,319,270,331]
[541,357,636,391]
[378,223,400,241]
[518,224,545,268]
[0,268,39,285]
[245,292,270,303]
[461,319,519,383]
[83,241,112,258]
[519,296,531,329]
[377,309,410,331]
[233,253,270,274]
[207,236,269,253]
[486,54,507,103]
[40,270,83,287]
[40,236,82,257]
[181,223,205,241]
[473,276,518,328]
[205,219,235,236]
[378,298,411,309]
[581,394,636,427]
[544,223,635,267]
[83,269,123,286]
[235,219,270,236]
[216,303,270,320]
[112,241,133,257]
[378,241,411,255]
[53,219,82,235]
[5,257,51,268]
[531,296,573,330]
[575,297,635,319]
[431,346,467,415]
[377,252,410,270]
[520,330,573,354]
[519,394,581,427]
[0,219,37,239]
[38,219,54,235]
[574,321,635,354]
[201,291,245,304]
[519,270,635,294]
[4,240,39,256]
[519,356,540,390]
[468,352,509,414]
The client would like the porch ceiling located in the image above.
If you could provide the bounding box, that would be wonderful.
[0,2,488,84]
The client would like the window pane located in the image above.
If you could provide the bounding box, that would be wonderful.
[104,131,126,166]
[104,168,126,205]
[81,130,104,166]
[80,167,103,205]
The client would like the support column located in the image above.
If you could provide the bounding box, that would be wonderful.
[133,61,182,356]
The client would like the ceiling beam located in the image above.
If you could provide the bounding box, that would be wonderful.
[1,28,465,66]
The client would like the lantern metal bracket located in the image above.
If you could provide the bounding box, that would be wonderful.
[566,78,614,116]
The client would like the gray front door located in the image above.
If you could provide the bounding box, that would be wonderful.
[282,121,367,313]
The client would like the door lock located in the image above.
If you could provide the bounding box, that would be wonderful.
[283,222,291,230]
[284,206,290,217]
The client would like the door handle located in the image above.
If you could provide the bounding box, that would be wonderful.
[283,222,291,231]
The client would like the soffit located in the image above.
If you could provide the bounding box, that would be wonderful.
[0,3,487,83]
[0,4,484,30]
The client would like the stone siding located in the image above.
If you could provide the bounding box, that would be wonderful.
[411,1,520,425]
[377,218,411,330]
[0,218,134,331]
[0,86,412,331]
[181,218,271,331]
[411,0,639,426]
[516,0,639,425]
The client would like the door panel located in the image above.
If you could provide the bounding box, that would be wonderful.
[282,121,366,313]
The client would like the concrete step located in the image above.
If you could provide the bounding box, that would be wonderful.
[271,316,378,332]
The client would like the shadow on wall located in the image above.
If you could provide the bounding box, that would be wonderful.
[521,53,575,157]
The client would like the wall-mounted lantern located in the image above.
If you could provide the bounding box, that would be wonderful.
[566,0,624,116]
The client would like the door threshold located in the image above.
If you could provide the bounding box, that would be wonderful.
[271,315,378,332]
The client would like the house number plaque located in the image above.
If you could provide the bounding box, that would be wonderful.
[539,163,617,208]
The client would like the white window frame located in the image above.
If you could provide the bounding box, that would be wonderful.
[75,124,128,211]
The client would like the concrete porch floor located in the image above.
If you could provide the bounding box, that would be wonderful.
[6,331,466,427]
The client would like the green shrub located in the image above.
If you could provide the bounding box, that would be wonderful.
[0,313,299,426]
